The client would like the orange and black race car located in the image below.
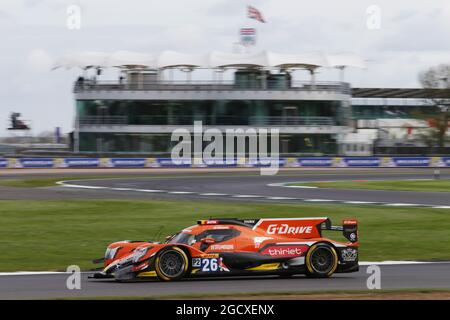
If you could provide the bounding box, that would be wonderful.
[91,217,359,281]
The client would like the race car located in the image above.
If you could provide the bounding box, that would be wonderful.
[91,217,359,281]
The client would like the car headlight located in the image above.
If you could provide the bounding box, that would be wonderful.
[105,247,121,260]
[132,247,150,263]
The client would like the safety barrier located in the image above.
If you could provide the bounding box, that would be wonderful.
[1,157,450,168]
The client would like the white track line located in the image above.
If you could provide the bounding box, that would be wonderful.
[0,271,67,276]
[168,191,195,194]
[2,261,447,276]
[133,189,166,193]
[56,180,450,208]
[266,180,450,207]
[285,185,319,189]
[267,182,318,188]
[358,261,444,266]
[58,181,166,193]
[62,185,107,190]
[0,271,95,276]
[270,178,436,189]
[266,197,298,200]
[344,201,376,204]
[232,195,264,198]
[199,193,228,196]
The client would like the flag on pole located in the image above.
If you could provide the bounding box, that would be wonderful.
[247,5,266,23]
[240,28,256,46]
[240,28,256,35]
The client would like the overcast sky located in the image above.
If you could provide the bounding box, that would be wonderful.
[1,0,450,136]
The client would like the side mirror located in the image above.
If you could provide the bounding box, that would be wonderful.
[201,237,216,245]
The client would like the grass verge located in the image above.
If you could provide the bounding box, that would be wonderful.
[289,179,450,192]
[1,199,450,271]
[0,177,107,188]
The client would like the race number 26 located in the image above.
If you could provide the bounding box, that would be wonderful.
[201,258,219,272]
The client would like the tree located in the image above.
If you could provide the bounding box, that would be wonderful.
[417,64,450,148]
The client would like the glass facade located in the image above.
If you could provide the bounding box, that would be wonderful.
[78,132,337,154]
[77,99,346,126]
[79,133,173,153]
[76,99,345,154]
[352,104,438,119]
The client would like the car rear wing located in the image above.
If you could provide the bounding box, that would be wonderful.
[320,219,358,243]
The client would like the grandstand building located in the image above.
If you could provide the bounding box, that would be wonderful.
[66,51,447,156]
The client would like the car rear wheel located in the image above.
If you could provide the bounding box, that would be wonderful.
[305,243,338,278]
[155,246,189,281]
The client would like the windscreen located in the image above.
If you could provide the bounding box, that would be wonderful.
[167,232,195,245]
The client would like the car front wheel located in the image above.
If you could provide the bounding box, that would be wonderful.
[154,246,190,281]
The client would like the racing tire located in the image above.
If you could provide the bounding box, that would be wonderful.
[305,243,338,278]
[154,246,190,281]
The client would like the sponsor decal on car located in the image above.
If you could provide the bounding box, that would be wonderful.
[253,237,273,248]
[260,245,309,257]
[341,248,358,262]
[199,253,220,259]
[266,224,313,235]
[192,257,229,272]
[133,262,149,271]
[192,258,201,268]
[210,244,234,250]
[198,220,219,225]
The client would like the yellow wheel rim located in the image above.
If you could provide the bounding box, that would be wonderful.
[306,244,338,276]
[155,247,189,281]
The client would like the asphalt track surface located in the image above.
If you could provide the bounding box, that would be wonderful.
[1,168,450,299]
[55,169,450,207]
[1,263,450,299]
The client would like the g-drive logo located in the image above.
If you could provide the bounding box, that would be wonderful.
[266,224,313,235]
